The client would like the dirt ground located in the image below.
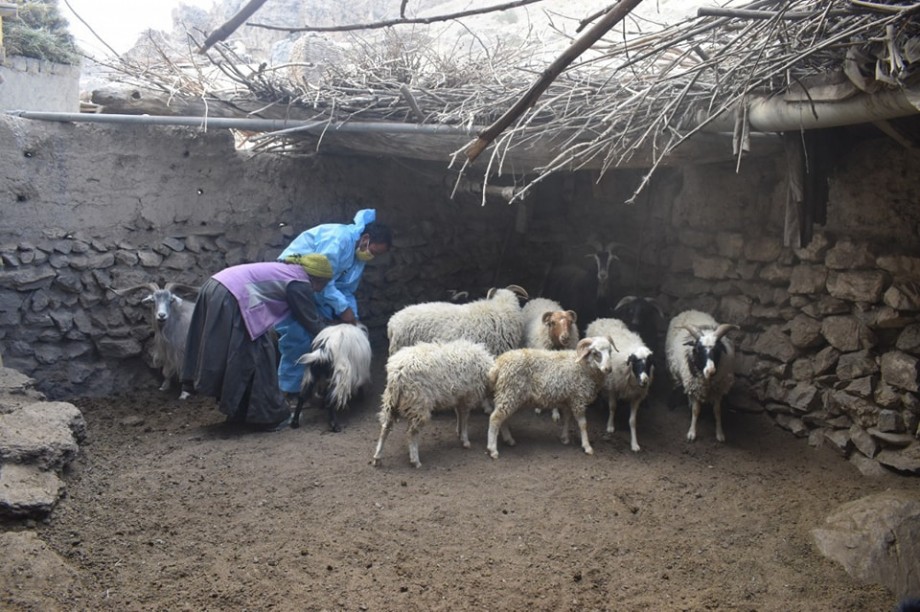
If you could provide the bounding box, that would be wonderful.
[4,351,915,612]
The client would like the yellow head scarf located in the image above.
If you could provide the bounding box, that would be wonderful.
[284,253,333,279]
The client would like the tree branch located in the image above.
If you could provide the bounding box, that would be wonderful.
[465,0,645,163]
[249,0,549,33]
[199,0,270,54]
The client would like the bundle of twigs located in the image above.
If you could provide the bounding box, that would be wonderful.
[104,0,920,203]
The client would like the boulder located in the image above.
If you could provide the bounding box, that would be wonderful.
[813,490,920,598]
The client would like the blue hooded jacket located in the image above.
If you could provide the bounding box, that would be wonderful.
[278,208,375,318]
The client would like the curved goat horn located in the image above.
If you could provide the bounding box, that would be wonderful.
[614,296,638,310]
[164,282,201,295]
[108,282,160,297]
[504,284,529,299]
[714,323,740,340]
[680,325,703,341]
[644,298,666,319]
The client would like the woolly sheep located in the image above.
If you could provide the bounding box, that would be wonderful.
[522,297,579,350]
[112,282,198,400]
[372,340,498,468]
[386,284,529,356]
[486,336,618,459]
[665,310,738,442]
[585,318,654,452]
[292,323,372,432]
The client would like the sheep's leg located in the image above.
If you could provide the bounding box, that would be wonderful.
[371,412,395,467]
[455,407,471,449]
[713,397,725,443]
[407,421,423,468]
[574,408,594,455]
[687,398,701,442]
[158,378,171,392]
[551,408,561,423]
[500,423,515,446]
[628,399,641,452]
[560,409,571,445]
[603,395,616,440]
[487,407,514,459]
[291,394,308,429]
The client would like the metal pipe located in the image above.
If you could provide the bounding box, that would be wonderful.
[699,86,920,133]
[5,110,481,136]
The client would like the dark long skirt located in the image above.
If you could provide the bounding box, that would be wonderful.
[182,279,289,426]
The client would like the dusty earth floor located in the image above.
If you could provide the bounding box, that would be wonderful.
[2,352,916,612]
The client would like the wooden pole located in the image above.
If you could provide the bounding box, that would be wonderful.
[465,0,644,163]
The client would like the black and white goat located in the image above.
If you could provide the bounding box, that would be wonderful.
[112,282,199,399]
[291,323,372,432]
[541,240,621,333]
[665,310,738,442]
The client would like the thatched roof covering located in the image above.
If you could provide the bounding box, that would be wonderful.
[92,0,920,202]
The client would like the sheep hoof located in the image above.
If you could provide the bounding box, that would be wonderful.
[686,430,696,442]
[631,444,641,452]
[370,458,381,467]
[583,446,594,455]
[487,449,499,459]
[411,461,422,469]
[602,431,613,441]
[716,433,726,443]
[178,391,190,401]
[461,440,471,449]
[158,383,170,392]
[330,423,342,433]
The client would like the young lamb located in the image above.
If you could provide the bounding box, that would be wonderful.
[386,284,528,356]
[585,318,654,452]
[111,282,199,400]
[666,310,739,442]
[371,339,497,468]
[292,323,372,433]
[486,336,618,459]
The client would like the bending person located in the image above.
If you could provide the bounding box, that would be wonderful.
[182,254,334,431]
[274,209,391,398]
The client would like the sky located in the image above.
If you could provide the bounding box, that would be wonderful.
[59,0,215,56]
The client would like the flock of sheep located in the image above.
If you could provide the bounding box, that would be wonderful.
[119,280,739,468]
[372,285,739,468]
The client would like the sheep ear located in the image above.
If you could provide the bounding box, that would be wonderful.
[542,312,554,325]
[607,335,619,352]
[565,310,577,322]
[575,338,592,361]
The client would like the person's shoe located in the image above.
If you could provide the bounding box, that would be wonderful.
[260,413,293,432]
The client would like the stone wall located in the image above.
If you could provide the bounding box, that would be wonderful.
[0,114,918,472]
[653,143,920,474]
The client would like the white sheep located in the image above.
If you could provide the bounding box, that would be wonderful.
[111,282,198,400]
[386,284,528,356]
[371,339,498,468]
[585,318,654,452]
[522,297,579,421]
[486,336,618,459]
[292,323,372,432]
[665,310,738,442]
[522,297,579,350]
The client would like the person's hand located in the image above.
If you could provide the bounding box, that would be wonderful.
[339,307,357,324]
